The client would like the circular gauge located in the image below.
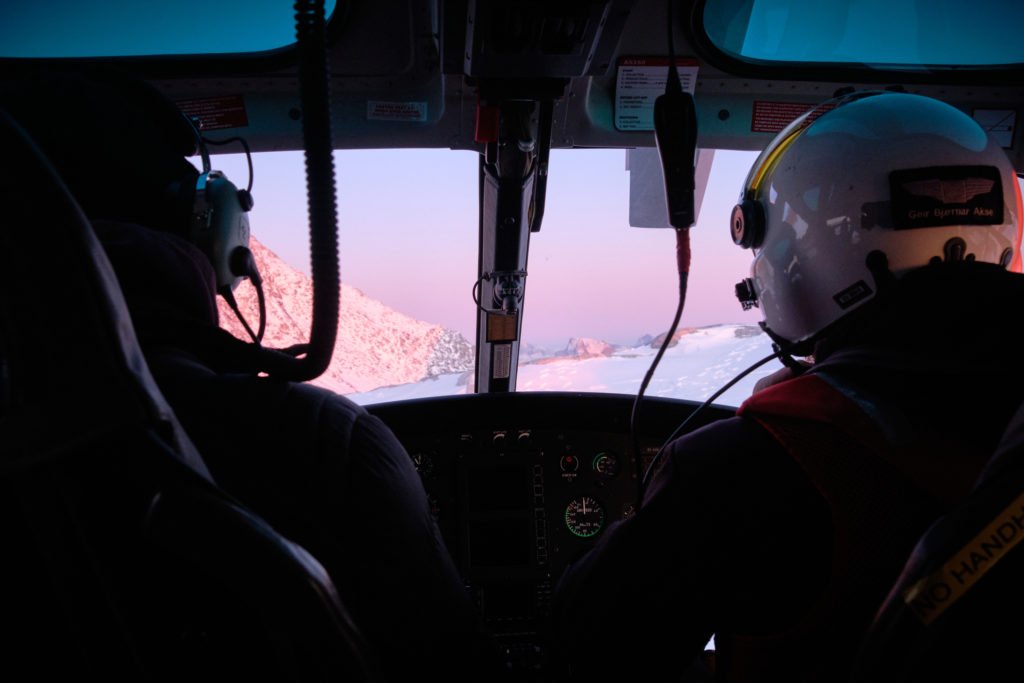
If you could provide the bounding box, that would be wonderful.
[592,452,619,478]
[565,496,605,538]
[560,454,580,473]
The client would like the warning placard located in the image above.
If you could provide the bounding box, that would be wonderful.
[367,101,427,122]
[902,490,1024,625]
[492,343,511,380]
[614,57,699,131]
[751,101,826,134]
[177,95,248,131]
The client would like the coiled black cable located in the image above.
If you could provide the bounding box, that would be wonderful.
[244,0,340,380]
[291,0,340,381]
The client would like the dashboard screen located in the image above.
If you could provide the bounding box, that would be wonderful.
[469,518,533,566]
[469,466,530,511]
[468,466,533,566]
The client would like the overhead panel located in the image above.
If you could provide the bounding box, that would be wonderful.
[459,0,635,79]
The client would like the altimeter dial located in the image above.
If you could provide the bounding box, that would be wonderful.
[565,496,605,538]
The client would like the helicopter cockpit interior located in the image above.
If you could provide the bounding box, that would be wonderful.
[3,0,1024,680]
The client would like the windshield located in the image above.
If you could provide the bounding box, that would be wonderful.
[0,0,339,57]
[702,0,1024,67]
[213,145,779,407]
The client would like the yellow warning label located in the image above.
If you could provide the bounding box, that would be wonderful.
[903,491,1024,624]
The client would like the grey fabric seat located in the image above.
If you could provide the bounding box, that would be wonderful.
[854,401,1024,681]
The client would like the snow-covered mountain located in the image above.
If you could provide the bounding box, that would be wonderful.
[349,324,783,408]
[217,240,781,407]
[218,239,473,394]
[558,337,617,359]
[650,327,696,349]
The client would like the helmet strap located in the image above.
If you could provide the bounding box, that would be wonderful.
[866,249,896,292]
[775,344,810,373]
[759,320,816,360]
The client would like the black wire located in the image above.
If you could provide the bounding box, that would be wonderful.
[203,135,254,192]
[630,264,687,466]
[245,250,267,344]
[472,275,498,314]
[665,0,682,94]
[254,277,267,343]
[220,286,263,345]
[629,0,690,473]
[472,271,527,315]
[639,349,783,493]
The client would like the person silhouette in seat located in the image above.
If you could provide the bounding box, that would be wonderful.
[1,71,502,683]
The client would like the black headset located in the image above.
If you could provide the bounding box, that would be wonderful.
[174,114,255,293]
[730,195,766,249]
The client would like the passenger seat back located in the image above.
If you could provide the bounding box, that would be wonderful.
[0,106,378,682]
[854,402,1024,681]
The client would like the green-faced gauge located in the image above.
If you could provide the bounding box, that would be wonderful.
[592,452,619,478]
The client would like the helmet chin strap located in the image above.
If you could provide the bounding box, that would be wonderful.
[866,249,896,291]
[774,341,811,373]
[759,321,816,363]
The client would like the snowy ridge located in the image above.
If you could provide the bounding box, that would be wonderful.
[650,327,697,349]
[217,240,780,407]
[516,325,776,400]
[218,238,473,394]
[350,324,782,407]
[427,327,477,377]
[558,337,617,359]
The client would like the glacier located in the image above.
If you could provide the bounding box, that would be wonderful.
[349,324,783,409]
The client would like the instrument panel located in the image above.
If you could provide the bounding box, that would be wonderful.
[368,391,732,677]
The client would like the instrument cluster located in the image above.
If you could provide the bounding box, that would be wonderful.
[368,392,731,678]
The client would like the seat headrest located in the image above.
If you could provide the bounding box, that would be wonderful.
[0,106,210,478]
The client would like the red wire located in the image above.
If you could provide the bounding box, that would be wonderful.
[676,226,691,274]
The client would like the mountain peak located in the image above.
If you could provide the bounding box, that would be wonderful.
[219,238,473,393]
[650,327,697,349]
[562,337,616,359]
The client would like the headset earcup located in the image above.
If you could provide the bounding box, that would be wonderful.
[178,120,254,291]
[730,199,765,249]
[194,173,251,291]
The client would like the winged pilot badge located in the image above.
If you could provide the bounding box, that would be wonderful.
[903,177,995,204]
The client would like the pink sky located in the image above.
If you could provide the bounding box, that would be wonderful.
[211,147,762,347]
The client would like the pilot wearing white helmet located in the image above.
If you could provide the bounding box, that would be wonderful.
[554,91,1024,682]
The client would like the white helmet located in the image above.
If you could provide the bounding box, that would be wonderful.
[730,91,1023,350]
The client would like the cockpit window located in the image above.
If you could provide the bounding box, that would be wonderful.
[702,0,1024,68]
[214,147,775,408]
[0,0,338,58]
[206,146,1024,409]
[514,148,773,406]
